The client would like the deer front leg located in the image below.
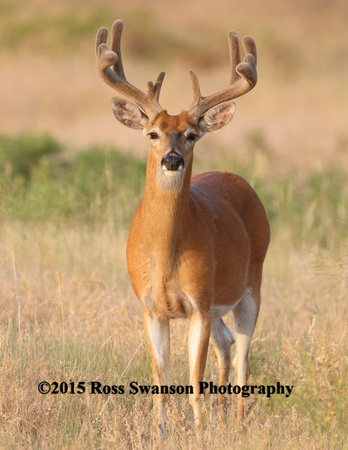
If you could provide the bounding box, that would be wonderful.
[143,310,170,443]
[188,309,211,429]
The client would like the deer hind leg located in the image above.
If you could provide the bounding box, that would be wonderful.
[233,287,260,424]
[143,310,170,444]
[211,318,235,406]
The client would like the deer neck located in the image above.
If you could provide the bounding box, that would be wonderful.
[142,151,192,269]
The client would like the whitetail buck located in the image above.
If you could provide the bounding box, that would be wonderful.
[96,20,270,441]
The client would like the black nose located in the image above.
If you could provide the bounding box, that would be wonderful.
[161,152,184,171]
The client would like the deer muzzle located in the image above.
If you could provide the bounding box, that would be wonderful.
[161,152,185,172]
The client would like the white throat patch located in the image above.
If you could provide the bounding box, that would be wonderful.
[157,167,184,191]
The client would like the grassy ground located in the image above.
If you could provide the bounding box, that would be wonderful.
[1,0,348,447]
[0,134,347,448]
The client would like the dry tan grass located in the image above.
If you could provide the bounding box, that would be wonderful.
[0,220,347,448]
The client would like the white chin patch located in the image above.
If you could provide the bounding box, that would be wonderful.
[163,170,182,178]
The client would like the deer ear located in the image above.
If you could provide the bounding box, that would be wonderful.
[198,101,236,133]
[111,97,148,130]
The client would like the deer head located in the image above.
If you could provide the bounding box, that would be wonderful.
[96,20,257,190]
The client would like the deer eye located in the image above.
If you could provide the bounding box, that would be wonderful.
[187,132,198,143]
[148,132,159,140]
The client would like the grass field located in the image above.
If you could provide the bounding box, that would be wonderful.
[1,0,347,448]
[0,133,346,448]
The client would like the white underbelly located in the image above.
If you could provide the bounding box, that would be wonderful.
[210,292,246,318]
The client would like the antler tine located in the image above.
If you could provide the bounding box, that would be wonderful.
[95,27,108,56]
[153,71,166,101]
[111,19,126,80]
[95,20,164,119]
[188,69,202,109]
[228,31,241,84]
[187,31,258,121]
[242,35,257,67]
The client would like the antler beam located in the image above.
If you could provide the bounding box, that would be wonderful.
[187,31,257,120]
[95,20,165,119]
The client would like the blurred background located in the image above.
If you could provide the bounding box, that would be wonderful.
[1,0,347,172]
